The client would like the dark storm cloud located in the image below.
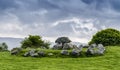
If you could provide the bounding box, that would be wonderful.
[0,0,17,10]
[0,0,120,42]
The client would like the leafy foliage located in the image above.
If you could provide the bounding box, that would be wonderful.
[89,28,120,46]
[21,35,50,49]
[0,42,8,51]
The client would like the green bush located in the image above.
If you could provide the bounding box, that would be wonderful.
[21,35,50,49]
[0,42,8,51]
[89,28,120,46]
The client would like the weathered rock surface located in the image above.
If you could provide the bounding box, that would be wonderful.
[52,43,62,50]
[61,50,69,55]
[38,51,46,57]
[71,49,80,56]
[86,44,105,55]
[97,44,105,54]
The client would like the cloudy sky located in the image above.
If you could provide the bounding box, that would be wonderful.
[0,0,120,43]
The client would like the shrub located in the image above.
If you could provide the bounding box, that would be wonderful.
[0,42,8,51]
[21,35,50,49]
[89,28,120,46]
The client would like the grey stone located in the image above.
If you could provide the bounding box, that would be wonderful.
[73,44,79,50]
[52,43,62,50]
[63,43,73,50]
[11,48,22,55]
[29,49,36,56]
[86,48,94,55]
[78,45,84,52]
[11,50,19,55]
[23,52,30,57]
[38,51,46,56]
[86,44,105,55]
[97,44,105,54]
[71,49,80,56]
[31,53,39,57]
[86,44,97,55]
[61,50,69,55]
[91,43,97,48]
[83,44,89,48]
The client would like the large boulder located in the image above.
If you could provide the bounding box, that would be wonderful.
[71,49,80,56]
[86,44,97,55]
[83,44,89,48]
[53,42,78,50]
[31,53,39,57]
[86,44,105,55]
[61,50,69,55]
[38,51,46,57]
[29,49,36,56]
[63,43,74,50]
[78,45,84,52]
[24,49,39,57]
[24,52,30,57]
[52,43,62,50]
[97,44,105,55]
[11,48,22,55]
[11,50,19,55]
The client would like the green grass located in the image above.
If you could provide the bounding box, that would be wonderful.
[0,46,120,70]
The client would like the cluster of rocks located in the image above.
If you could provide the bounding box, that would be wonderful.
[11,43,105,57]
[86,44,105,55]
[23,49,46,57]
[53,43,105,55]
[61,49,80,57]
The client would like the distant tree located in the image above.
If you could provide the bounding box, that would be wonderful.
[0,42,8,51]
[89,28,120,46]
[42,40,51,49]
[55,37,71,48]
[21,35,50,49]
[2,42,8,50]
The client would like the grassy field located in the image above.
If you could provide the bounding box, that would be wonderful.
[0,46,120,70]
